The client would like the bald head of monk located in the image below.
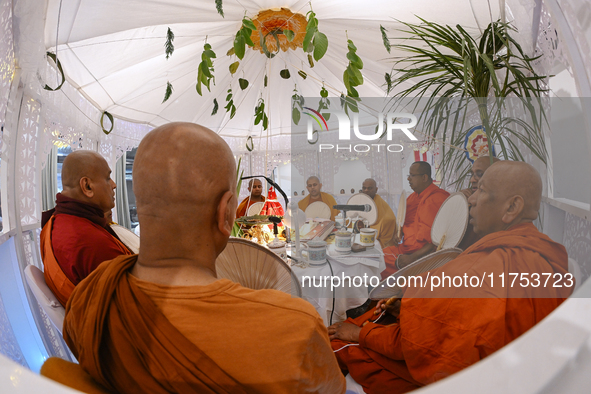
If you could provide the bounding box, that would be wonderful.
[248,179,263,198]
[60,150,116,213]
[469,156,500,193]
[132,122,237,285]
[468,161,542,238]
[306,176,322,199]
[362,178,378,200]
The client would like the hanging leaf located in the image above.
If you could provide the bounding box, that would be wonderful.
[162,81,173,103]
[234,33,246,60]
[280,69,291,79]
[264,75,268,87]
[343,39,363,98]
[229,61,239,74]
[313,32,328,62]
[225,88,237,119]
[212,98,219,115]
[320,86,329,98]
[292,107,301,125]
[254,98,269,130]
[242,18,257,31]
[283,29,295,42]
[226,47,235,56]
[196,43,216,96]
[43,52,65,91]
[215,0,224,17]
[261,30,281,58]
[100,111,114,135]
[380,25,391,53]
[298,70,307,79]
[308,54,314,68]
[239,78,249,90]
[165,28,175,59]
[246,136,254,151]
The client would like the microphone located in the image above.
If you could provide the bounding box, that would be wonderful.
[333,204,372,212]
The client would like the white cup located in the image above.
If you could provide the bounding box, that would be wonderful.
[267,240,287,261]
[335,230,354,253]
[301,240,327,265]
[359,228,377,247]
[335,215,352,229]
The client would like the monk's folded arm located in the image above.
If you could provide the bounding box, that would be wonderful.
[358,322,404,360]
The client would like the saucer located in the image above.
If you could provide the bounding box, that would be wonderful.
[360,242,375,248]
[307,259,328,266]
[333,249,351,255]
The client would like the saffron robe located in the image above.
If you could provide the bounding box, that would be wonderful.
[371,194,397,249]
[298,192,339,221]
[382,183,449,277]
[40,204,133,306]
[64,254,346,394]
[332,223,571,394]
[236,195,266,218]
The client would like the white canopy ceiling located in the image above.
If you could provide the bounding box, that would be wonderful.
[43,0,502,138]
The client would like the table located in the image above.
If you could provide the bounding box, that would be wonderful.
[291,237,385,326]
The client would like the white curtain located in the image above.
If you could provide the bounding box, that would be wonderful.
[41,146,57,211]
[115,152,131,229]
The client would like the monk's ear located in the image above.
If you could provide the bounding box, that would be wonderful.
[502,195,524,224]
[216,190,235,236]
[79,177,93,198]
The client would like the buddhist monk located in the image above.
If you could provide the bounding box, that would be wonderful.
[329,161,571,394]
[235,179,265,218]
[457,156,500,250]
[382,162,449,277]
[39,150,133,306]
[63,122,346,394]
[298,176,339,221]
[359,179,397,248]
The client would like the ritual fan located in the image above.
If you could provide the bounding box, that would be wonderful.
[370,248,463,299]
[431,192,470,251]
[304,201,331,219]
[111,224,140,254]
[396,191,406,240]
[346,193,378,226]
[246,201,266,216]
[216,238,302,297]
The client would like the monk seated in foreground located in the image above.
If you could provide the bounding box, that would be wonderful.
[63,122,346,393]
[382,162,449,277]
[358,178,396,248]
[328,161,572,394]
[40,150,133,306]
[298,176,339,221]
[236,178,265,218]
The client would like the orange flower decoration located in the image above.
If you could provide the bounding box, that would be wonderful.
[250,8,308,53]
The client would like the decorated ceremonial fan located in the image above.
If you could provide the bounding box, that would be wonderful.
[431,192,470,250]
[370,248,463,300]
[396,191,406,239]
[304,201,332,219]
[216,238,302,297]
[346,193,377,226]
[246,201,265,216]
[260,186,285,217]
[111,224,140,254]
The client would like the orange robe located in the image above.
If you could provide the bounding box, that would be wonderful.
[332,223,571,394]
[371,194,397,248]
[382,183,449,277]
[298,192,340,221]
[64,254,346,394]
[40,215,132,306]
[236,195,265,218]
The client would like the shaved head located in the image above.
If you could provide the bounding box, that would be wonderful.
[468,161,542,237]
[133,122,237,271]
[362,178,378,199]
[307,176,320,184]
[60,150,116,212]
[62,150,108,190]
[468,156,500,192]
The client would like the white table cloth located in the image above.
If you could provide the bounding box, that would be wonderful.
[291,239,385,326]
